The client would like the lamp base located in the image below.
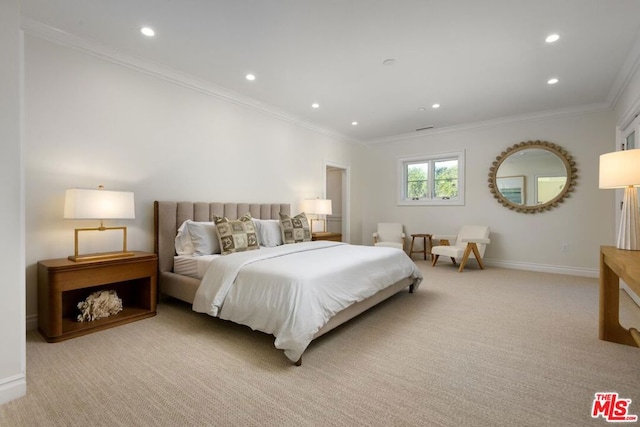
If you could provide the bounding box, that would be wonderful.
[69,225,134,261]
[616,186,640,250]
[310,218,327,233]
[68,251,136,262]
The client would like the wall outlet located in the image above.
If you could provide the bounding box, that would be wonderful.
[561,243,569,253]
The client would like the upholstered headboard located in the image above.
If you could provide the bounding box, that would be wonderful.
[153,201,291,277]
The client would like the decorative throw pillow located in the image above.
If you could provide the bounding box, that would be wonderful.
[214,213,259,255]
[279,212,311,244]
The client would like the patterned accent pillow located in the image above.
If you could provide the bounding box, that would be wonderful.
[279,212,311,244]
[213,213,259,255]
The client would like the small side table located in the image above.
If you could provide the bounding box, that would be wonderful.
[409,234,433,260]
[38,252,157,342]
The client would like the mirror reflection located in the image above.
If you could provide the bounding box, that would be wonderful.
[488,141,577,213]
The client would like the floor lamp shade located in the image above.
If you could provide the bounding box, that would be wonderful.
[599,149,640,250]
[64,187,136,261]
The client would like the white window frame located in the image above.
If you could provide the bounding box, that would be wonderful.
[397,150,465,206]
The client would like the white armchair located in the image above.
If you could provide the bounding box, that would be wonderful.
[373,223,405,251]
[431,225,490,272]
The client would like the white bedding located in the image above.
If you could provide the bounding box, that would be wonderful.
[174,254,221,279]
[192,241,423,362]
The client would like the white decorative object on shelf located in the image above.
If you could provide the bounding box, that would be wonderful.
[77,290,123,322]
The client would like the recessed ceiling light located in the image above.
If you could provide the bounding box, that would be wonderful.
[351,121,358,126]
[545,34,560,43]
[432,103,441,109]
[418,107,426,111]
[547,78,559,85]
[245,74,256,81]
[140,27,155,37]
[382,58,396,66]
[311,103,320,109]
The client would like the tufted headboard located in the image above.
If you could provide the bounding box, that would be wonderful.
[154,201,291,276]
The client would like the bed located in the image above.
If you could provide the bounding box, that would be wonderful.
[154,201,423,364]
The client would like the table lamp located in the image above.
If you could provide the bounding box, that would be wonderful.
[64,185,136,261]
[599,149,640,250]
[301,198,332,233]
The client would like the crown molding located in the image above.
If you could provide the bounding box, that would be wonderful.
[20,18,362,145]
[365,102,611,145]
[607,31,640,126]
[22,18,634,148]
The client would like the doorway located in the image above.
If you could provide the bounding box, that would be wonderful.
[324,161,349,242]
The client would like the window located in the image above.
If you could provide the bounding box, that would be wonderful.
[397,151,465,206]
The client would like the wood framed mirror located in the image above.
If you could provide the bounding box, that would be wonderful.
[488,140,578,213]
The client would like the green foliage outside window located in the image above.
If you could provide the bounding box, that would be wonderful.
[407,164,428,199]
[407,160,458,199]
[434,162,458,198]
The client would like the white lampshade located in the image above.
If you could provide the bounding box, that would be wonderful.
[599,149,640,250]
[301,198,332,215]
[64,188,135,220]
[599,149,640,189]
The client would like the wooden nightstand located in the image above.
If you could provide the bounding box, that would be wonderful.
[312,232,342,242]
[38,251,157,342]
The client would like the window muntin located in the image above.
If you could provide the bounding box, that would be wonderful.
[398,151,465,206]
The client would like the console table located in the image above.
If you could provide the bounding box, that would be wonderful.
[599,246,640,347]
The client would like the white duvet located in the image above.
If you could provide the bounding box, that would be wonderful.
[192,241,423,362]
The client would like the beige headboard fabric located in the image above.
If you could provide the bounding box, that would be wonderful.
[153,201,291,275]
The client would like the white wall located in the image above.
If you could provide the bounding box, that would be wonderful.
[614,51,640,128]
[24,35,363,320]
[0,0,27,405]
[361,111,616,275]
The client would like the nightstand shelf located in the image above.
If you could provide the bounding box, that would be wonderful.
[61,307,151,335]
[38,251,157,343]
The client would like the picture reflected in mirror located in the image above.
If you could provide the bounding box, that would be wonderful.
[488,141,577,213]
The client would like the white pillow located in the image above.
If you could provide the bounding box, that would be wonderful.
[175,221,194,255]
[253,219,283,247]
[175,220,221,255]
[188,221,221,255]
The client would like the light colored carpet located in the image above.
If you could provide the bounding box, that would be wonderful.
[2,261,639,426]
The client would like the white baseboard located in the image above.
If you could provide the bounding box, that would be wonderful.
[622,283,640,307]
[0,374,26,405]
[26,314,37,331]
[486,259,640,308]
[484,259,599,278]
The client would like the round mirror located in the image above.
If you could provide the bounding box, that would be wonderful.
[488,140,578,213]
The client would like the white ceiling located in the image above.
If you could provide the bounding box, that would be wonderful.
[21,0,640,143]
